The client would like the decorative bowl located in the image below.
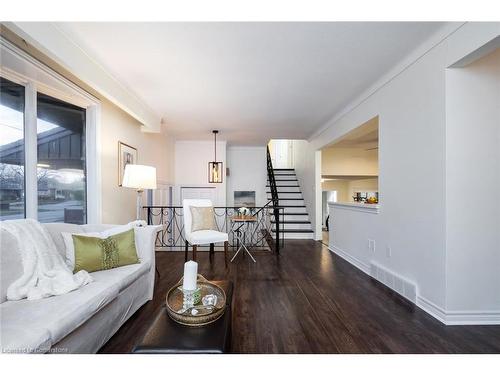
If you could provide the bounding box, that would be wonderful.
[165,275,226,326]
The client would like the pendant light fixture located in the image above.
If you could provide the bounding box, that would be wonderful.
[208,130,223,183]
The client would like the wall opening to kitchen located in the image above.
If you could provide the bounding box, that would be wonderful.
[320,116,379,243]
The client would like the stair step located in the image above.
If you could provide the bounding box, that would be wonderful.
[275,198,303,201]
[280,207,307,214]
[272,229,314,233]
[273,200,305,207]
[273,232,314,239]
[273,169,295,171]
[271,173,296,176]
[279,212,309,215]
[267,191,302,194]
[272,220,311,224]
[269,179,298,181]
[272,198,304,201]
[275,182,300,186]
[266,185,300,187]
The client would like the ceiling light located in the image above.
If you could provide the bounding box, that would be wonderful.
[209,130,223,183]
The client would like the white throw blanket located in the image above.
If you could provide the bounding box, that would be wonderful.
[1,219,93,300]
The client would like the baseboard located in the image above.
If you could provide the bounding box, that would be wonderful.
[443,311,500,325]
[328,245,500,326]
[328,245,370,274]
[417,296,500,325]
[416,296,447,323]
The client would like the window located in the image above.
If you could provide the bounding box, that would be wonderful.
[37,93,87,223]
[1,37,99,223]
[0,77,25,220]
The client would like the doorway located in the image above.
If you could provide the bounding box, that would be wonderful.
[322,190,337,246]
[268,139,294,169]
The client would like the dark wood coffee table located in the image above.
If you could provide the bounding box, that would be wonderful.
[132,280,233,354]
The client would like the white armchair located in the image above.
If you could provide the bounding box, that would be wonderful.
[182,199,228,266]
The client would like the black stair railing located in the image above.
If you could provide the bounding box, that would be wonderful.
[267,146,283,253]
[267,146,279,208]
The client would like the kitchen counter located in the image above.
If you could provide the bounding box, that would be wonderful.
[328,201,380,214]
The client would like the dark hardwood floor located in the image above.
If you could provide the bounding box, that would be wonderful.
[99,240,500,354]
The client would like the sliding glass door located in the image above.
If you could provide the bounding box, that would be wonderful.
[36,93,87,223]
[1,37,100,224]
[0,77,25,220]
[0,78,88,223]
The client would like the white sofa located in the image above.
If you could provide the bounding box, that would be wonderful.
[0,222,160,354]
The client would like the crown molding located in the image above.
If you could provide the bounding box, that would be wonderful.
[3,22,161,132]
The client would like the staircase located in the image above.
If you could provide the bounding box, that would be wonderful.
[267,168,314,239]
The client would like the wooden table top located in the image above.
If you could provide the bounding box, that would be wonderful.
[231,215,257,222]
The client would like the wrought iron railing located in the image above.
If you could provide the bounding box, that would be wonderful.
[266,146,282,253]
[144,205,284,253]
[267,146,279,208]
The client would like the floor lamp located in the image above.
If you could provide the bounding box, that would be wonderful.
[122,164,157,220]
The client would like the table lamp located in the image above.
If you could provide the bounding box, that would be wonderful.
[122,164,157,220]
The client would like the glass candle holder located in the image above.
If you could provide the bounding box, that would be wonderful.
[181,287,201,310]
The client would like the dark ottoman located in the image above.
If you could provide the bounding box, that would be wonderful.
[132,280,233,354]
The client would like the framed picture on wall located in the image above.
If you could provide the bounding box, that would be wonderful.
[118,141,138,186]
[234,191,256,207]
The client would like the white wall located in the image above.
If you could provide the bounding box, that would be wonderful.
[292,140,322,240]
[100,100,174,224]
[445,48,500,314]
[312,23,500,322]
[174,143,268,208]
[323,40,448,311]
[226,146,268,207]
[174,140,227,206]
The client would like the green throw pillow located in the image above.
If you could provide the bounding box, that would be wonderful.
[72,229,139,273]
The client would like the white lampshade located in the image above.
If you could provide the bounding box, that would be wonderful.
[122,164,157,189]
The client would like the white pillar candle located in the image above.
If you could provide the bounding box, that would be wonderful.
[182,261,198,291]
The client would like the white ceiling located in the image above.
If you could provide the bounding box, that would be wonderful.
[56,22,446,145]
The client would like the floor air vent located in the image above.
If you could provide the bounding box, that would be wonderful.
[369,262,417,303]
